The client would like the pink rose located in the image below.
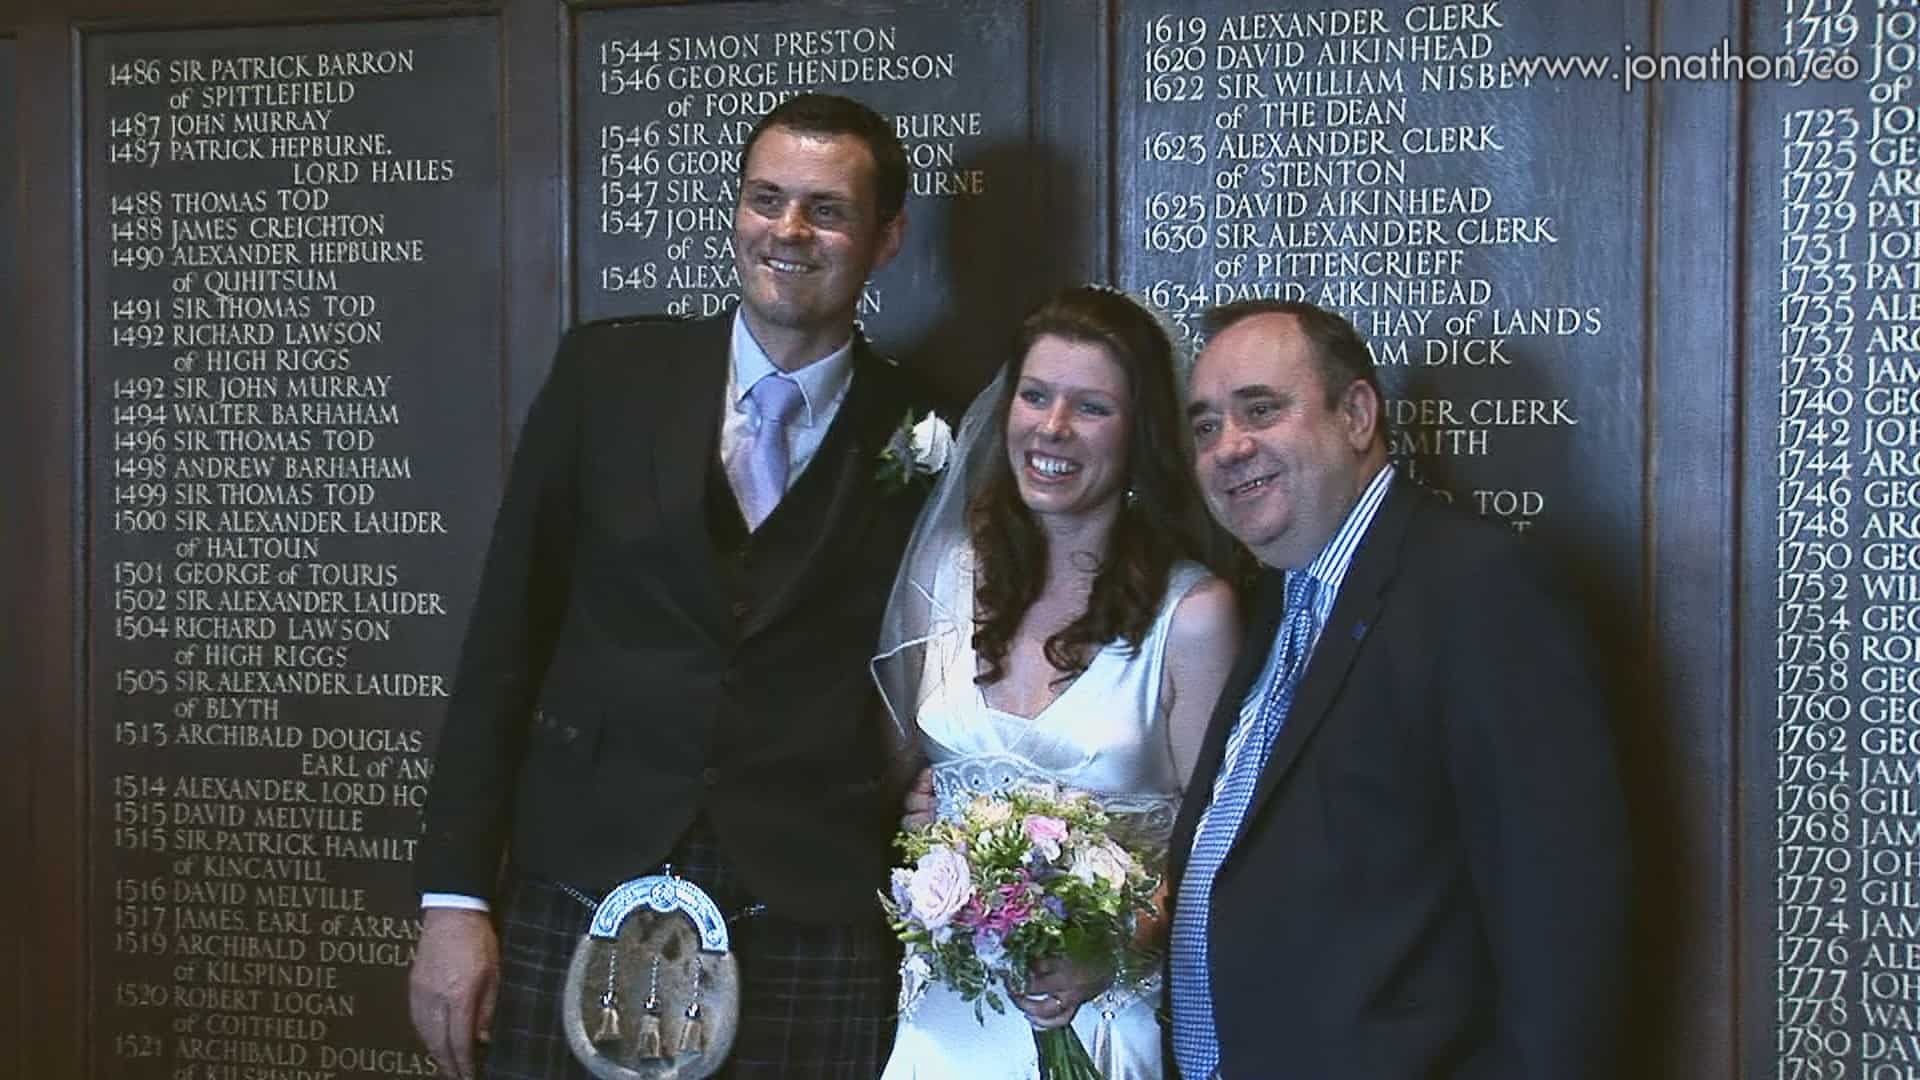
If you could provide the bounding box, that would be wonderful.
[1022,815,1069,860]
[907,847,974,930]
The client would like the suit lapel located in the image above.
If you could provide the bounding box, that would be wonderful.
[649,314,734,632]
[1234,480,1419,834]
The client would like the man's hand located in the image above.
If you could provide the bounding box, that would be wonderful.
[1012,954,1115,1031]
[409,907,499,1080]
[901,766,936,831]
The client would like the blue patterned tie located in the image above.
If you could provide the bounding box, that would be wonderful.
[1171,572,1319,1079]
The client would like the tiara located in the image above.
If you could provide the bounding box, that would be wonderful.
[1069,281,1198,380]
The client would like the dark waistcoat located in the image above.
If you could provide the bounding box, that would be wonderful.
[419,314,932,922]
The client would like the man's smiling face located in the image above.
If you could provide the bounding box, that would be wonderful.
[1187,313,1381,569]
[732,126,903,366]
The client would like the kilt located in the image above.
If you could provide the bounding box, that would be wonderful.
[482,820,900,1079]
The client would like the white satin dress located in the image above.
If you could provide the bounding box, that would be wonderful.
[879,548,1208,1080]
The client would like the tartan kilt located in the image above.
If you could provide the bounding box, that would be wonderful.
[482,820,900,1080]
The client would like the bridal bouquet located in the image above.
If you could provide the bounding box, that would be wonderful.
[880,782,1160,1079]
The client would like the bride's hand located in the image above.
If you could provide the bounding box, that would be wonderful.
[1012,954,1114,1030]
[900,768,936,831]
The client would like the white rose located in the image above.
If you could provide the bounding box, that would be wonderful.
[1069,840,1132,888]
[907,847,974,929]
[909,413,954,474]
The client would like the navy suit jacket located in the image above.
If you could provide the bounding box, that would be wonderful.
[1167,479,1629,1078]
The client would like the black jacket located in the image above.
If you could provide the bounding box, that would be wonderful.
[418,311,934,921]
[1167,479,1630,1077]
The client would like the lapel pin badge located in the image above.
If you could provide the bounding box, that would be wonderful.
[1351,620,1369,641]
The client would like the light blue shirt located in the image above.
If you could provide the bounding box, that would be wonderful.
[719,311,855,491]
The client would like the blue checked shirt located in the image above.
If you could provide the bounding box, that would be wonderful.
[1170,463,1394,1079]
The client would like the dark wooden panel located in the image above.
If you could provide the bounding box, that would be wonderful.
[10,0,490,21]
[12,15,85,1080]
[82,18,502,1076]
[0,40,15,317]
[5,3,1893,1079]
[1644,2,1744,1076]
[1032,0,1111,289]
[1739,1,1920,1075]
[502,0,567,437]
[572,0,1036,402]
[1116,1,1649,576]
[1114,0,1667,1061]
[0,31,24,1080]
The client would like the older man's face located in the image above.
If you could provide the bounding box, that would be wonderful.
[1186,313,1380,569]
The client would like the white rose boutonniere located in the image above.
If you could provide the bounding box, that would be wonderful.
[877,408,953,493]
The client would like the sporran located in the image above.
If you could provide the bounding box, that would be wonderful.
[561,872,740,1079]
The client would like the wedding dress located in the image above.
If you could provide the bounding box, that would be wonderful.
[877,543,1207,1080]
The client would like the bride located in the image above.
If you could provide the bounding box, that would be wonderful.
[874,286,1240,1078]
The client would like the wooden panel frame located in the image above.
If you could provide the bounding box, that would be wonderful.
[12,16,85,1078]
[0,31,28,1080]
[0,0,1771,1075]
[1644,2,1744,1076]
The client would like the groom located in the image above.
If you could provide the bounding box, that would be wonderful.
[408,93,939,1079]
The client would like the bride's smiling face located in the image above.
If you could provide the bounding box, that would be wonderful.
[1004,334,1133,522]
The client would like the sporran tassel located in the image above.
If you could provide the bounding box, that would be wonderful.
[637,1010,664,1059]
[637,954,665,1059]
[677,960,708,1056]
[592,999,622,1045]
[592,947,622,1047]
[637,1006,668,1053]
[677,1004,706,1056]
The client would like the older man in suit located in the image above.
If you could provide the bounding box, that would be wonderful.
[408,93,936,1080]
[1167,300,1630,1078]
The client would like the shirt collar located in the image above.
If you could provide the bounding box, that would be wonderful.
[729,310,854,428]
[1291,461,1395,609]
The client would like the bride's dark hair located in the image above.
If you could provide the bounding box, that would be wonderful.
[969,286,1209,686]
